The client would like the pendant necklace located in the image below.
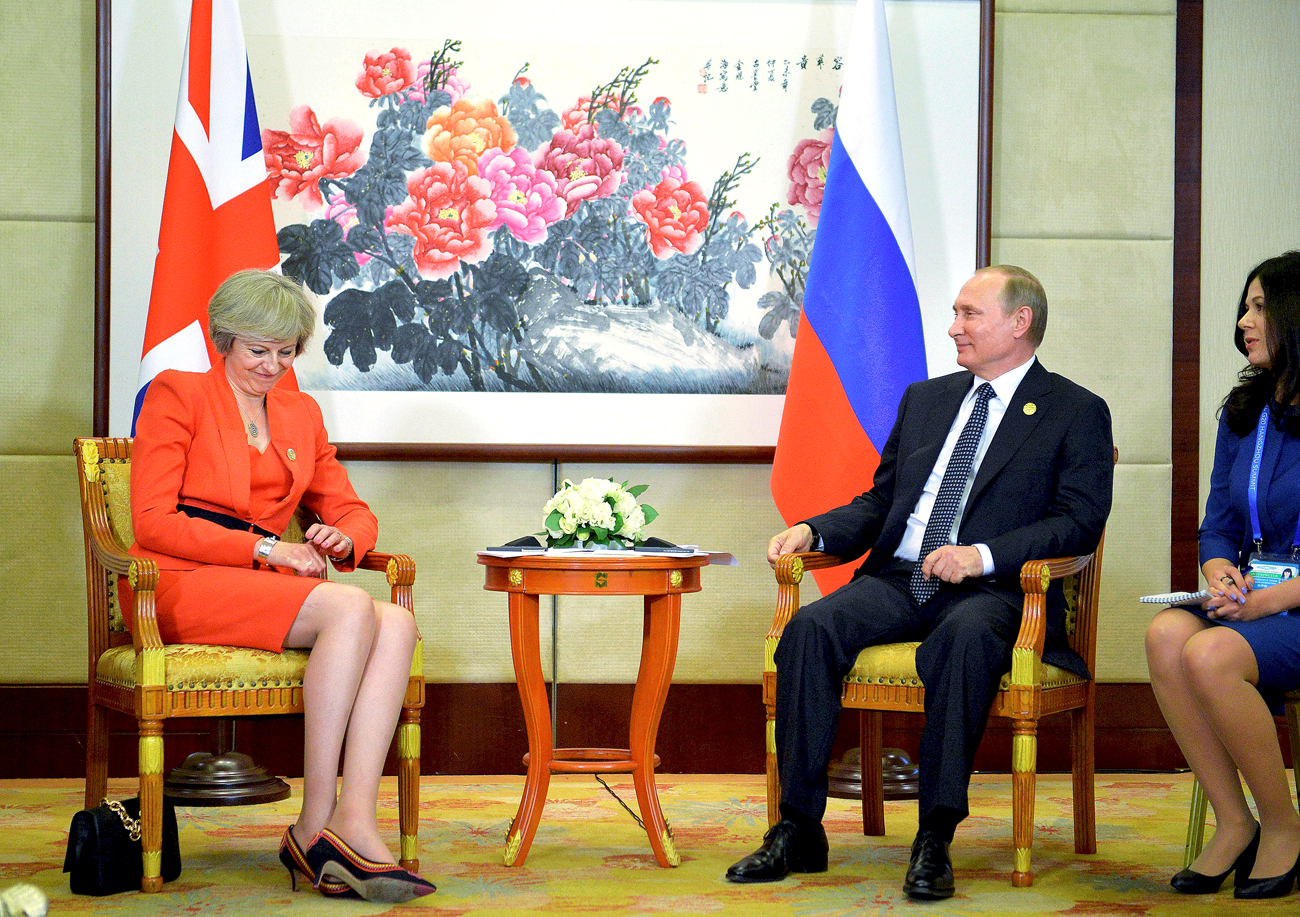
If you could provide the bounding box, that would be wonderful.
[237,399,265,439]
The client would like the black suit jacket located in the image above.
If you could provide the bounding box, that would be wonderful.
[805,360,1114,673]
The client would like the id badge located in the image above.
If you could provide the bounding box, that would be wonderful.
[1244,552,1300,590]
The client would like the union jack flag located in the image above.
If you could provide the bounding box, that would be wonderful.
[134,0,280,431]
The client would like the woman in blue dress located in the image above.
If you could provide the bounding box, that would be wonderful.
[1147,251,1300,899]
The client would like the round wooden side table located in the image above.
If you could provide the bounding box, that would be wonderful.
[479,551,709,868]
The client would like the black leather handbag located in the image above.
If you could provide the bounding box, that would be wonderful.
[63,797,182,895]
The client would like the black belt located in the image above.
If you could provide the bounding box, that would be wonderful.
[177,504,276,539]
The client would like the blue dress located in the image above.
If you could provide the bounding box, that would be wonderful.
[1199,409,1300,702]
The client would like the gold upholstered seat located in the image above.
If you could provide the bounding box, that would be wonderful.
[764,538,1106,887]
[75,436,424,892]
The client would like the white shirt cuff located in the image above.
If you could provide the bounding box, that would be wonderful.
[975,543,994,576]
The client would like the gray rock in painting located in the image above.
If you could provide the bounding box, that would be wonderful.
[517,272,759,394]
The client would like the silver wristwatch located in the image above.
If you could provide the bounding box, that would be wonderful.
[255,535,279,562]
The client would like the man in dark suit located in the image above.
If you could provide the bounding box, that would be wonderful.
[726,265,1114,899]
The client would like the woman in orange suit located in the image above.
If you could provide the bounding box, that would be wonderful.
[128,269,435,903]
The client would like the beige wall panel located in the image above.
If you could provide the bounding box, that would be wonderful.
[0,222,95,455]
[1199,1,1300,503]
[997,0,1173,13]
[0,456,86,682]
[551,463,786,683]
[992,11,1174,240]
[0,3,96,220]
[341,460,555,683]
[991,238,1172,466]
[1095,462,1168,682]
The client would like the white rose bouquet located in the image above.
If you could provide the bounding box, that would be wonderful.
[542,478,659,548]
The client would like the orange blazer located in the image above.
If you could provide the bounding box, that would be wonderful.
[129,365,377,573]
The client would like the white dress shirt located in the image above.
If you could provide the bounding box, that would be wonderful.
[893,356,1037,575]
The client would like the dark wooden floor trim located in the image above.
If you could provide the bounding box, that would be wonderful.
[1171,0,1203,591]
[3,682,1277,781]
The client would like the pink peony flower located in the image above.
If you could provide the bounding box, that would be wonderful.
[560,93,642,133]
[385,162,497,279]
[478,147,565,244]
[661,164,689,184]
[787,128,833,224]
[262,105,366,209]
[630,177,710,258]
[324,193,372,266]
[407,63,469,105]
[536,124,626,219]
[443,69,471,103]
[356,48,417,99]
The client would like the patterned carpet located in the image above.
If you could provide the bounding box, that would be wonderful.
[4,773,1297,915]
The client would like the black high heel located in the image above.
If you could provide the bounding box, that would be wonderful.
[1171,823,1260,894]
[1234,843,1300,899]
[278,826,358,898]
[305,828,436,903]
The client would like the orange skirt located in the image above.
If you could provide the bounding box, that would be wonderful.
[121,565,322,652]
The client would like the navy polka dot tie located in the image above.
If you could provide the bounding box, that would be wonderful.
[910,382,994,603]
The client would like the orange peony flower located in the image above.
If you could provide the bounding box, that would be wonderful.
[422,99,517,174]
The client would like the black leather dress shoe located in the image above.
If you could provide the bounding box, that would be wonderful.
[903,829,955,900]
[725,821,829,883]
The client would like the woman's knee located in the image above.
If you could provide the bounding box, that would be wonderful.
[376,603,417,651]
[1181,628,1256,691]
[323,584,380,635]
[1146,609,1195,673]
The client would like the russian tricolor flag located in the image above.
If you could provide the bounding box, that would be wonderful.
[770,0,925,594]
[134,0,280,431]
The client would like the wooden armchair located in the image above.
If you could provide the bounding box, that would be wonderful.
[75,437,424,892]
[763,536,1106,887]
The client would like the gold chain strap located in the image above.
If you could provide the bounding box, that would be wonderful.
[103,798,141,842]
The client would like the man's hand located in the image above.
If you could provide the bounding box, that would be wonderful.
[918,545,984,584]
[768,523,814,566]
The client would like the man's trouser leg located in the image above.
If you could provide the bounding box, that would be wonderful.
[914,590,1022,826]
[774,569,920,823]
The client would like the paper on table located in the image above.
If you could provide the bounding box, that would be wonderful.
[477,546,738,565]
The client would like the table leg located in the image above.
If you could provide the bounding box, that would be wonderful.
[629,592,682,866]
[504,591,551,867]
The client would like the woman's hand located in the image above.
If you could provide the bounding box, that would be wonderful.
[1203,559,1249,607]
[304,523,355,560]
[1204,581,1285,622]
[266,540,328,577]
[1201,556,1300,622]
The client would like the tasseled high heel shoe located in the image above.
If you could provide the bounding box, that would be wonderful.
[1171,823,1260,894]
[278,826,358,898]
[305,828,436,903]
[1234,844,1300,899]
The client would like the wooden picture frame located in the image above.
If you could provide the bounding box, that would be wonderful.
[95,0,993,462]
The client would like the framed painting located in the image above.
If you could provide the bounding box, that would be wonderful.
[99,0,990,459]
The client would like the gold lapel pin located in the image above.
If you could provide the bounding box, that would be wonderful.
[1023,403,1037,416]
[286,448,297,461]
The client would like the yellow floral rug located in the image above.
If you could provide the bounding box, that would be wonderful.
[4,773,1295,915]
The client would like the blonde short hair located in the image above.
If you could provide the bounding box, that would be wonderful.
[207,270,315,355]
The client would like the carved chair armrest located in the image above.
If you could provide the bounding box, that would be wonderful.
[85,531,164,654]
[356,551,417,616]
[769,552,847,641]
[1009,553,1095,687]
